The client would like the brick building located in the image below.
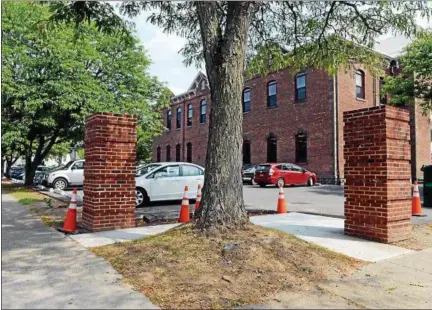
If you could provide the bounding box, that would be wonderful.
[153,61,430,183]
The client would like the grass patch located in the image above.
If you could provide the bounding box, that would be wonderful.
[393,224,432,251]
[18,197,44,205]
[91,224,363,309]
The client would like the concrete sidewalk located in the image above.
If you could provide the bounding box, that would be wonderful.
[1,194,157,309]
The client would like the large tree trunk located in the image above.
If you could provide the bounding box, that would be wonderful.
[195,2,252,231]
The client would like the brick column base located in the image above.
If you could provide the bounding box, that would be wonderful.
[82,113,137,232]
[343,106,412,243]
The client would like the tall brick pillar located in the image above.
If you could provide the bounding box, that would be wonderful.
[344,106,411,243]
[82,113,137,232]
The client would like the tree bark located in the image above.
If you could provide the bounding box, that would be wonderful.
[195,2,252,231]
[24,135,57,185]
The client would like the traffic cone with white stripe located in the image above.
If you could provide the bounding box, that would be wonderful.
[178,186,190,223]
[195,184,202,212]
[412,180,426,217]
[61,188,77,233]
[277,185,287,214]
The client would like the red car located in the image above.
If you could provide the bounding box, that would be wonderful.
[253,163,317,187]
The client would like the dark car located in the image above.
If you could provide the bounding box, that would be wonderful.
[254,163,317,188]
[33,166,53,185]
[242,165,257,185]
[10,167,24,180]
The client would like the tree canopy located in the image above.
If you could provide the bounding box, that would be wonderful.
[383,31,432,113]
[1,2,169,183]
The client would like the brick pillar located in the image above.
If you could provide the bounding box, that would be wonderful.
[82,113,136,232]
[344,106,411,243]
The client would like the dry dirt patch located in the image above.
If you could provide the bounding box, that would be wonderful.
[91,224,363,309]
[393,224,432,250]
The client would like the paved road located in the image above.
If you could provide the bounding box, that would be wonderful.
[1,194,157,309]
[42,184,431,223]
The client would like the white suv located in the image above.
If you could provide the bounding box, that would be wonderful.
[136,162,204,207]
[45,160,85,190]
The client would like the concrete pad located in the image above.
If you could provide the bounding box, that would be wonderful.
[320,249,432,309]
[70,223,181,247]
[250,213,413,262]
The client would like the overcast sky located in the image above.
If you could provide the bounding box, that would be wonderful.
[121,8,431,96]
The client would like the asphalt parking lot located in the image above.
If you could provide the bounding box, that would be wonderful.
[47,184,429,224]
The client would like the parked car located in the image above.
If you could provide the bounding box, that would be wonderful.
[253,163,317,188]
[9,166,24,180]
[34,166,55,185]
[44,160,85,190]
[242,165,258,185]
[135,162,205,207]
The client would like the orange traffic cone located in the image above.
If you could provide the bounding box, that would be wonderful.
[62,188,77,233]
[277,185,287,214]
[178,186,190,223]
[412,181,426,217]
[195,184,202,212]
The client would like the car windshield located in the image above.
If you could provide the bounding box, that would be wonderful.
[136,164,162,177]
[51,161,74,172]
[256,165,271,171]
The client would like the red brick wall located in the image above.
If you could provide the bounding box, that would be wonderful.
[344,106,411,243]
[337,65,381,179]
[243,68,334,178]
[153,90,211,167]
[82,113,137,232]
[154,67,336,178]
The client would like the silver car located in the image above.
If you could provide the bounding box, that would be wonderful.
[45,160,85,190]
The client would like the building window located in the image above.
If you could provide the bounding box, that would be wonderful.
[176,107,182,129]
[176,144,181,162]
[379,77,387,105]
[267,81,277,107]
[295,133,307,163]
[187,104,193,127]
[243,88,251,113]
[186,142,192,163]
[200,99,207,124]
[295,72,306,101]
[267,135,277,162]
[167,110,171,130]
[243,140,251,165]
[166,145,171,162]
[355,70,365,99]
[156,146,161,162]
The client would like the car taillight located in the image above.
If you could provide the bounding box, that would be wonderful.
[269,169,274,176]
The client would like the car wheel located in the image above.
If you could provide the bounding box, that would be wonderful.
[307,177,314,186]
[259,183,266,188]
[136,187,149,207]
[276,178,285,188]
[53,178,68,190]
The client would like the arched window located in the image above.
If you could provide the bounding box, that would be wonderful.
[167,110,171,130]
[176,107,182,129]
[243,140,251,164]
[355,70,365,99]
[176,144,181,162]
[295,72,307,101]
[295,133,307,163]
[267,134,277,162]
[267,81,277,107]
[186,142,192,163]
[200,99,207,124]
[187,104,193,127]
[242,88,251,113]
[156,146,161,162]
[166,145,171,162]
